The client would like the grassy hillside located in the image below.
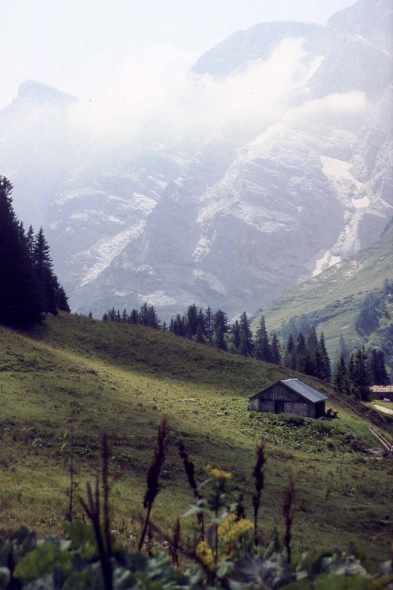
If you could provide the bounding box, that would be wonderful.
[252,219,393,368]
[1,313,393,557]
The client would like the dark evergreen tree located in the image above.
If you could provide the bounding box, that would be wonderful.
[213,309,229,334]
[318,333,331,381]
[333,352,347,393]
[195,322,205,344]
[139,303,149,326]
[56,286,70,312]
[88,311,93,319]
[130,309,139,324]
[306,326,319,355]
[186,304,199,339]
[230,320,241,353]
[147,305,160,329]
[0,176,42,326]
[162,321,167,332]
[33,227,60,315]
[205,306,214,344]
[238,311,253,357]
[213,324,227,351]
[353,347,371,401]
[271,333,281,365]
[254,315,270,362]
[368,349,390,385]
[296,332,306,356]
[347,353,355,384]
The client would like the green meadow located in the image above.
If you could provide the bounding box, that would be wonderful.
[1,313,393,557]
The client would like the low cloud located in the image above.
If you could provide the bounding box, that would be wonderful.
[69,38,320,149]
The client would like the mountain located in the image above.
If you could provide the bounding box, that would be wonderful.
[254,217,393,370]
[1,0,392,319]
[0,81,79,229]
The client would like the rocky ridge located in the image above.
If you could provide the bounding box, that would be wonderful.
[0,0,392,319]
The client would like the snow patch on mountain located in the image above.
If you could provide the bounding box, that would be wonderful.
[352,196,371,208]
[80,222,145,286]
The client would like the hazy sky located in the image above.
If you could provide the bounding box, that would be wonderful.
[1,0,356,110]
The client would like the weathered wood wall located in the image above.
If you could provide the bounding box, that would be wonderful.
[249,383,326,419]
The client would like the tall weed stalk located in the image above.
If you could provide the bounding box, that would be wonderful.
[139,418,170,551]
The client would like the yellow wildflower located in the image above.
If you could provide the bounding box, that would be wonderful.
[196,541,215,571]
[210,468,232,479]
[217,514,255,559]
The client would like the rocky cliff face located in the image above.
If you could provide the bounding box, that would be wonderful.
[1,0,392,319]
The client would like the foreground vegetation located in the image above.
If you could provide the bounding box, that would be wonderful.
[1,314,393,562]
[1,431,393,589]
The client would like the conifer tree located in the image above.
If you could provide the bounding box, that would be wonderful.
[33,227,60,315]
[230,320,241,353]
[255,315,270,361]
[57,286,70,312]
[0,176,41,326]
[271,333,281,365]
[195,322,205,344]
[333,352,347,393]
[296,332,306,356]
[319,333,331,381]
[213,324,227,351]
[306,326,319,355]
[353,347,371,401]
[139,303,149,325]
[147,305,160,329]
[130,309,139,324]
[186,304,199,338]
[205,306,214,344]
[239,311,253,357]
[284,334,295,368]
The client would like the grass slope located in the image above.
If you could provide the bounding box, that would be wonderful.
[1,314,393,557]
[252,219,393,365]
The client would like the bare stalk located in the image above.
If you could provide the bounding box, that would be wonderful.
[178,438,204,539]
[283,474,295,564]
[80,479,113,590]
[138,418,170,551]
[170,518,181,566]
[252,441,265,544]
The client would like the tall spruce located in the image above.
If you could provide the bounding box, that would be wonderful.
[319,333,331,381]
[239,311,253,357]
[333,353,347,393]
[255,315,270,362]
[271,333,281,365]
[0,177,68,325]
[353,347,371,401]
[0,177,41,326]
[33,227,59,315]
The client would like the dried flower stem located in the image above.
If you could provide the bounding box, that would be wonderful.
[80,478,113,590]
[283,474,295,564]
[139,418,170,551]
[178,438,204,539]
[102,434,112,558]
[252,442,265,543]
[170,518,181,566]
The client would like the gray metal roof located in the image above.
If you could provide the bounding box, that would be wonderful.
[280,379,328,403]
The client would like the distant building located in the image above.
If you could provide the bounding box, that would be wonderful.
[371,385,393,402]
[249,379,328,419]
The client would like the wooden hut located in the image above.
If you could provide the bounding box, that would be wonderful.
[248,379,328,419]
[371,385,393,402]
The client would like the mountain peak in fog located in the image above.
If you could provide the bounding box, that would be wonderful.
[17,80,77,105]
